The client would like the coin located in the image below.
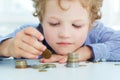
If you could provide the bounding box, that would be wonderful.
[30,64,46,69]
[43,64,56,68]
[42,49,52,59]
[114,64,120,66]
[79,64,87,67]
[67,59,79,62]
[15,60,28,69]
[39,69,47,72]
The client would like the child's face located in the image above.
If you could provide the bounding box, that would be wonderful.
[42,0,90,55]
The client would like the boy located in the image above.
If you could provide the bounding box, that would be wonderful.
[0,0,120,63]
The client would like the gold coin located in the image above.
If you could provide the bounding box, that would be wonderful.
[42,49,52,59]
[39,69,47,72]
[67,59,79,62]
[68,53,79,58]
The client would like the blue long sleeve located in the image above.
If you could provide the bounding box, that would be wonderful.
[85,21,120,61]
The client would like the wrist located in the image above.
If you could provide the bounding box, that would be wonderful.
[0,39,11,57]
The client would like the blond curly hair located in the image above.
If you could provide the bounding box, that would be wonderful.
[33,0,103,25]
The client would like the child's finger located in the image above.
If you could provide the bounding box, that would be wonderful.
[23,27,44,41]
[21,35,46,52]
[58,56,67,63]
[40,58,54,63]
[16,48,38,59]
[39,55,60,63]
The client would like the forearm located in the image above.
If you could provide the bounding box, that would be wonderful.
[75,46,93,61]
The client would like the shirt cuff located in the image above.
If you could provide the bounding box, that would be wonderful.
[0,34,14,44]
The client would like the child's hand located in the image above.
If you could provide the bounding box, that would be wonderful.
[75,46,93,61]
[6,27,46,59]
[40,54,68,63]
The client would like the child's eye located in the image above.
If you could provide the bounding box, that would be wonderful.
[72,24,82,28]
[49,23,60,26]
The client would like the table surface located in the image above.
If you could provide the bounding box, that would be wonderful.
[0,59,120,80]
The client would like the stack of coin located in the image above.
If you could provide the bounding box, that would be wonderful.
[66,52,79,68]
[42,49,52,59]
[15,60,28,68]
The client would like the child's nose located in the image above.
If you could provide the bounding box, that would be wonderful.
[58,26,71,38]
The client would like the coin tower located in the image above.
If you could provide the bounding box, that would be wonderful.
[66,52,79,68]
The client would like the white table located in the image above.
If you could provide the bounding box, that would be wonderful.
[0,59,120,80]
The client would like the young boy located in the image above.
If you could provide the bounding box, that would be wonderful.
[0,0,120,63]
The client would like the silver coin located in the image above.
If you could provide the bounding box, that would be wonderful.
[43,64,56,68]
[30,64,46,69]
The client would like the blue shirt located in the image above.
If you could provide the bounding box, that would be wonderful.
[0,21,120,61]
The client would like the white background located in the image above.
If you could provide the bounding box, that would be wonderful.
[0,0,120,36]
